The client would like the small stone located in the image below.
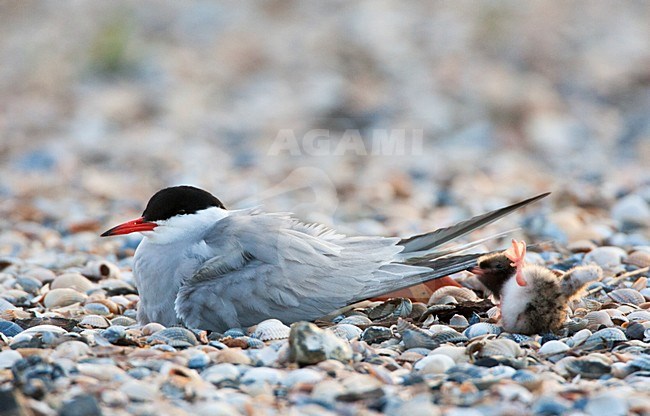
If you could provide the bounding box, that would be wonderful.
[120,380,158,402]
[216,348,252,365]
[0,350,22,369]
[288,321,353,366]
[59,394,102,416]
[612,194,650,229]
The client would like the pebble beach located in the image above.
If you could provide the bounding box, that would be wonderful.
[1,2,650,415]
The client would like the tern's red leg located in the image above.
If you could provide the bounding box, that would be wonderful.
[505,239,527,286]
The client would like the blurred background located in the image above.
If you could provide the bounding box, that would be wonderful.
[1,1,649,249]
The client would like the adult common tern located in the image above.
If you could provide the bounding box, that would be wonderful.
[101,186,549,332]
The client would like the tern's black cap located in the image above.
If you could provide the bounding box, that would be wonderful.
[142,186,226,222]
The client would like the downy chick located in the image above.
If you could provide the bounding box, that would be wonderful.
[473,239,602,334]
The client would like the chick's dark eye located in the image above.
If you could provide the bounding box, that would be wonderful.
[495,263,504,270]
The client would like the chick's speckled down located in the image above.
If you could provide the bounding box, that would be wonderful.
[500,263,602,334]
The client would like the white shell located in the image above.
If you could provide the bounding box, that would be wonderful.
[79,314,111,328]
[44,288,87,308]
[251,319,291,341]
[428,287,479,305]
[474,338,523,358]
[84,260,121,280]
[330,324,363,341]
[538,340,570,356]
[51,273,95,292]
[584,310,614,328]
[414,354,455,375]
[607,288,645,305]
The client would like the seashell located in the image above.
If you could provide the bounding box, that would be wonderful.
[486,306,500,320]
[22,324,68,335]
[580,328,627,351]
[288,322,352,365]
[449,314,469,328]
[1,289,32,306]
[564,318,588,334]
[625,251,650,268]
[625,322,646,340]
[429,346,469,363]
[538,340,570,356]
[43,288,87,308]
[83,260,121,280]
[567,240,597,253]
[187,351,211,369]
[141,322,165,336]
[282,367,324,388]
[0,319,24,336]
[414,354,455,375]
[563,354,612,379]
[338,315,372,326]
[395,319,437,349]
[398,350,425,363]
[584,310,614,328]
[432,295,458,305]
[567,329,592,347]
[472,338,523,358]
[100,279,136,295]
[88,299,121,314]
[431,329,468,345]
[632,276,647,291]
[511,369,542,390]
[102,325,127,344]
[119,380,158,402]
[445,363,486,383]
[626,310,650,322]
[52,340,91,360]
[367,298,412,320]
[110,316,136,326]
[23,267,56,283]
[243,336,265,349]
[584,246,627,270]
[251,319,290,341]
[79,314,110,329]
[428,287,479,305]
[409,302,428,320]
[223,328,245,338]
[501,333,534,344]
[330,324,362,341]
[83,302,111,316]
[147,327,198,348]
[201,363,241,385]
[241,367,285,386]
[50,273,95,293]
[603,309,628,325]
[590,327,627,342]
[0,297,17,313]
[608,288,645,305]
[463,322,502,339]
[360,326,393,344]
[15,276,43,294]
[627,354,650,372]
[582,298,602,311]
[616,304,636,314]
[0,349,22,369]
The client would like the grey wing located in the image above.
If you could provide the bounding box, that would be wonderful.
[174,211,411,331]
